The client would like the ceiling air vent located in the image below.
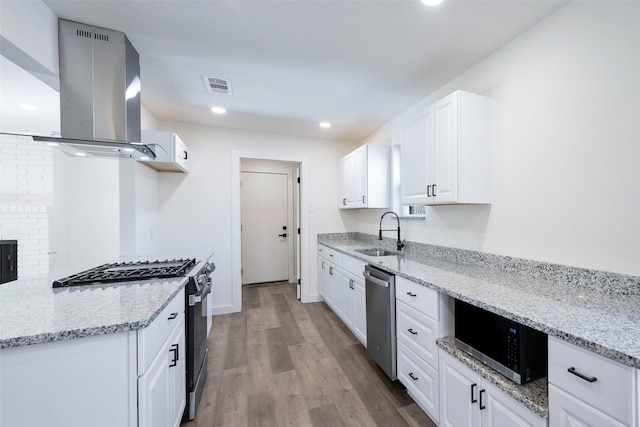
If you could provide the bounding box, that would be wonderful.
[202,76,233,95]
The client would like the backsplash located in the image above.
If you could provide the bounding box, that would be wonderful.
[0,135,55,278]
[318,232,640,297]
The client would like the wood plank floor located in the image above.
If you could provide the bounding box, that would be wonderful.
[182,282,436,427]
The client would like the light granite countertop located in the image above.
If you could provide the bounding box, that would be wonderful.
[318,237,640,370]
[0,267,189,349]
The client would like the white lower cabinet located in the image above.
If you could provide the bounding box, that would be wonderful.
[395,276,453,424]
[138,314,186,427]
[317,245,366,346]
[548,336,638,427]
[439,350,547,427]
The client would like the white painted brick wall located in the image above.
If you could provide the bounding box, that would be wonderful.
[0,135,54,278]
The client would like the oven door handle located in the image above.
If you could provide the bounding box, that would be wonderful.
[192,280,212,304]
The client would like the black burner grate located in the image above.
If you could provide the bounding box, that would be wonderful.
[52,258,197,288]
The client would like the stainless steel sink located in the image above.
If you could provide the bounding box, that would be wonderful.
[355,248,403,257]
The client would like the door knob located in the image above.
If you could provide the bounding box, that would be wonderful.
[278,233,287,238]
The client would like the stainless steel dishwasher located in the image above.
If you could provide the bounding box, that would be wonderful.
[364,264,397,380]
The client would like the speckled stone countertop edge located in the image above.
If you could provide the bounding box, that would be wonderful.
[437,336,549,418]
[317,239,640,369]
[0,281,187,349]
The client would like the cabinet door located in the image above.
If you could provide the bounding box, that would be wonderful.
[353,277,367,346]
[168,319,186,427]
[341,275,355,329]
[439,351,481,427]
[138,343,171,427]
[354,146,367,207]
[482,381,547,427]
[338,154,355,208]
[432,92,458,204]
[318,257,329,301]
[400,107,433,205]
[549,385,626,427]
[328,263,343,316]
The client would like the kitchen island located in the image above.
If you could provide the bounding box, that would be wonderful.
[0,266,190,427]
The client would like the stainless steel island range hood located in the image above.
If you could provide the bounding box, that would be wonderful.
[32,19,154,160]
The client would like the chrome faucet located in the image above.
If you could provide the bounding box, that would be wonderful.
[378,211,405,251]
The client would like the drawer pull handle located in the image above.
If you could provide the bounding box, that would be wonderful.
[568,367,597,383]
[479,389,486,410]
[406,292,417,297]
[407,328,418,335]
[408,373,418,381]
[470,383,478,403]
[168,312,178,320]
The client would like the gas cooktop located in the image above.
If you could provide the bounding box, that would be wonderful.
[52,258,197,288]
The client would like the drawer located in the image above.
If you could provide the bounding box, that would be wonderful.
[397,341,439,423]
[396,300,438,369]
[549,384,627,427]
[318,244,342,267]
[396,275,438,319]
[138,288,186,374]
[342,254,366,278]
[548,336,635,425]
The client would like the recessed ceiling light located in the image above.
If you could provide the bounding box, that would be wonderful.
[421,0,443,5]
[319,122,331,128]
[123,148,135,152]
[74,152,87,157]
[45,142,59,147]
[19,104,39,111]
[140,156,150,161]
[211,106,226,114]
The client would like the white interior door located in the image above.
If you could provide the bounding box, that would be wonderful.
[241,172,289,285]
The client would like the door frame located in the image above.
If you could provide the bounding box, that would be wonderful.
[231,151,309,312]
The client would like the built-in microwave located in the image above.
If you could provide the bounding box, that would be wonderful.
[454,299,547,385]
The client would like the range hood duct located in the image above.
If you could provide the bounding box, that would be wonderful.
[32,19,154,160]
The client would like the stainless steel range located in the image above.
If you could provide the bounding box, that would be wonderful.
[52,256,214,422]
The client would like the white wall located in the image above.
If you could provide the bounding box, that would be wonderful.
[358,1,640,276]
[155,122,357,313]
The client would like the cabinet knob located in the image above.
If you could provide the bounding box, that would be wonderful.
[407,328,418,335]
[479,389,486,410]
[408,372,418,381]
[471,383,478,403]
[427,185,431,197]
[432,184,437,197]
[407,292,417,297]
[167,312,178,320]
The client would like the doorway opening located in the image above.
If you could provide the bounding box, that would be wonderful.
[231,151,309,314]
[240,160,300,293]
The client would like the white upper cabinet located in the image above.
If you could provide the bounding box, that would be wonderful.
[400,90,491,206]
[141,130,190,173]
[338,143,390,209]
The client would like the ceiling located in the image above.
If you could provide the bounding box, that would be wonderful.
[5,0,568,142]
